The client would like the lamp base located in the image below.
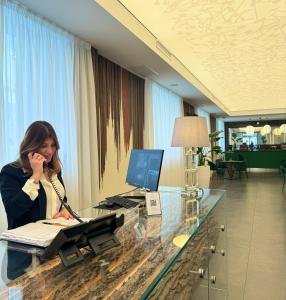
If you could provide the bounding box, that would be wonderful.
[181,187,204,199]
[184,148,199,188]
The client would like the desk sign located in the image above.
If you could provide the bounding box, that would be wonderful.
[146,192,161,215]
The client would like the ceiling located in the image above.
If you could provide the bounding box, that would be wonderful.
[17,0,286,120]
[104,0,286,117]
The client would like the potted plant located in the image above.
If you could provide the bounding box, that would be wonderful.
[197,130,224,188]
[197,147,208,166]
[231,132,243,151]
[209,130,224,161]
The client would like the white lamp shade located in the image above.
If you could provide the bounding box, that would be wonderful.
[273,128,281,136]
[171,116,209,147]
[245,125,255,136]
[280,124,286,134]
[263,125,271,134]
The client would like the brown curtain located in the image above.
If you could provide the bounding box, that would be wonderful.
[91,48,145,187]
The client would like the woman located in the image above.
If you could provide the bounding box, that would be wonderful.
[0,121,73,229]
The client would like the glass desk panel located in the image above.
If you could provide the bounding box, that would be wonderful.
[0,187,225,300]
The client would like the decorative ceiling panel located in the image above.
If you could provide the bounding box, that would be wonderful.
[119,0,286,114]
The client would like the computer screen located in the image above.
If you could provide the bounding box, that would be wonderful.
[126,149,164,191]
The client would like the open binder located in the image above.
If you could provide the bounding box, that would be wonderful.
[3,213,124,267]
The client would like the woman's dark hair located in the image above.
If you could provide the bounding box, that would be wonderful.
[16,121,61,174]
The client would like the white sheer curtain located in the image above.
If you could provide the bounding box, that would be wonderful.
[73,42,99,209]
[0,1,98,211]
[145,79,184,187]
[216,118,225,152]
[195,107,211,133]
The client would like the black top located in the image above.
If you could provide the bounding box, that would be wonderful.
[0,163,65,229]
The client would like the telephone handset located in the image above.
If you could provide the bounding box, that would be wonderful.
[45,165,83,223]
[43,162,53,169]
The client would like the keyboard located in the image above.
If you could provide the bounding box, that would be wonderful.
[105,196,138,209]
[122,194,145,200]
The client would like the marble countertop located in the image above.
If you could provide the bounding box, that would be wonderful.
[0,187,225,299]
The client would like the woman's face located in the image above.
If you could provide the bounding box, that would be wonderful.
[37,138,57,163]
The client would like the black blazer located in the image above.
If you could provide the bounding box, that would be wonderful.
[0,163,66,229]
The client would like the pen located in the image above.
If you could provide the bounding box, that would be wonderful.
[42,221,69,227]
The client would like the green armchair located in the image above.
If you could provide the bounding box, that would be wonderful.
[234,160,248,179]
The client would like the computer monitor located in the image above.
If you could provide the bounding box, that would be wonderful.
[126,149,164,192]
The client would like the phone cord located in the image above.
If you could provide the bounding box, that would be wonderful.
[46,170,83,223]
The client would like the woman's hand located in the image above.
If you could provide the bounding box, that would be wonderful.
[28,152,46,182]
[53,208,74,220]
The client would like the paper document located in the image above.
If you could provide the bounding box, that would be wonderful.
[0,217,91,248]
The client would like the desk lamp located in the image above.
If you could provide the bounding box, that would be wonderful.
[171,116,209,191]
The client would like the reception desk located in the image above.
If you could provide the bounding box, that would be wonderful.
[226,150,286,168]
[0,187,226,299]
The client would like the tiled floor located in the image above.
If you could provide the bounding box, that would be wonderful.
[211,169,286,300]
